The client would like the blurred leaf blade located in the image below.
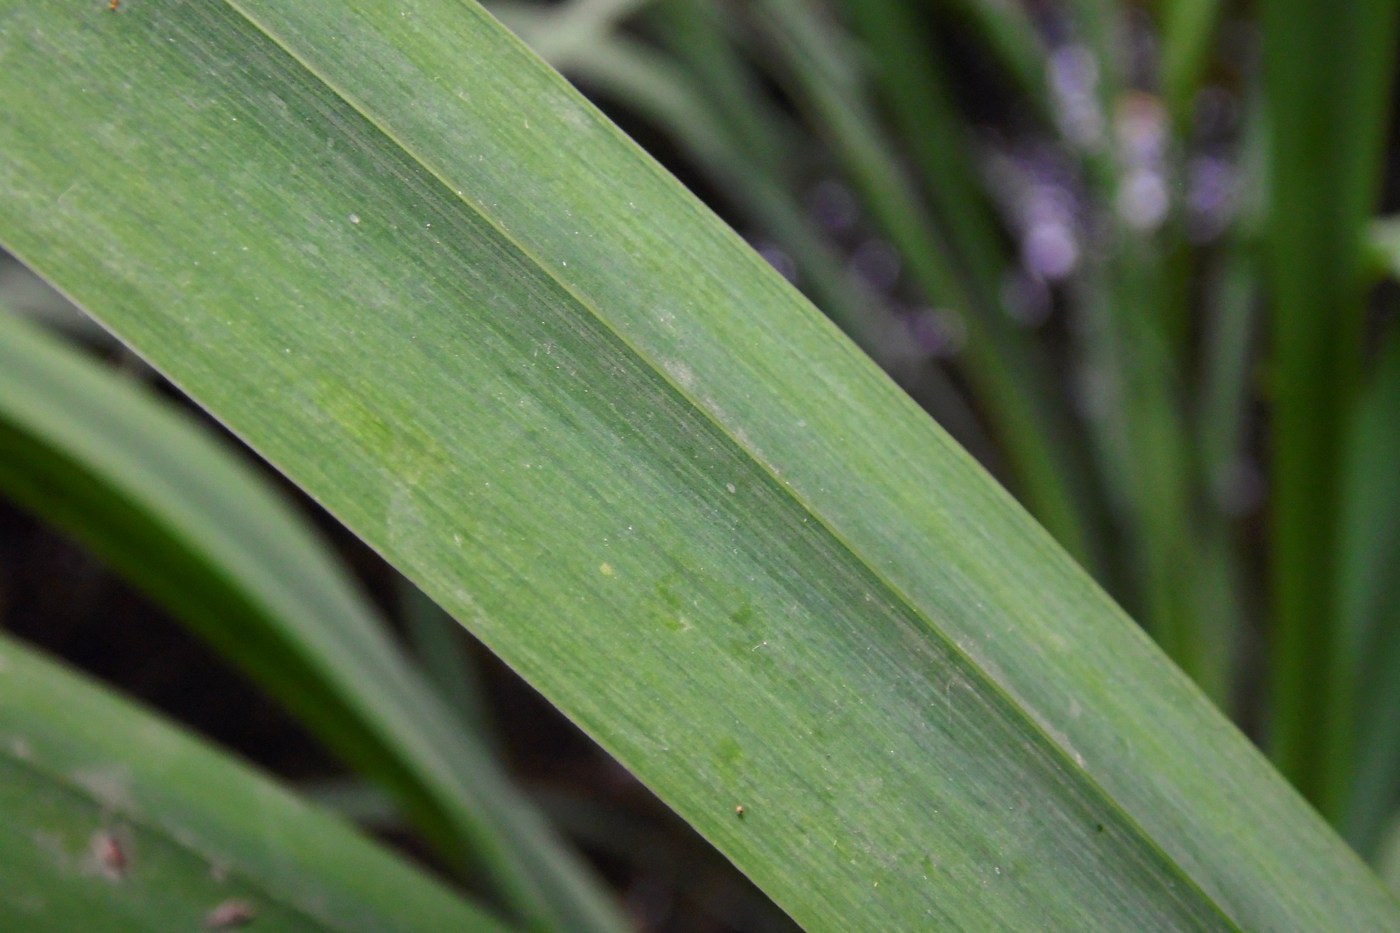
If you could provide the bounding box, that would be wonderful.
[840,0,1007,303]
[0,1,1397,930]
[1260,0,1400,813]
[1367,215,1400,282]
[399,578,501,751]
[1380,814,1400,897]
[940,0,1048,108]
[0,632,507,932]
[1340,329,1400,856]
[0,310,622,933]
[1160,0,1223,124]
[491,0,653,68]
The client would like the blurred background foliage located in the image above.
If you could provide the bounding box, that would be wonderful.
[3,0,1400,928]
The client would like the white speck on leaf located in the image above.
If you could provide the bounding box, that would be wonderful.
[662,359,695,389]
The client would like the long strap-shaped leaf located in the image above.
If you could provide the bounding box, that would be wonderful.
[0,1,1394,928]
[0,633,505,932]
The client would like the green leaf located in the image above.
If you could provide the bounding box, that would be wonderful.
[398,577,501,751]
[0,309,622,932]
[1379,813,1400,897]
[0,0,1396,928]
[0,632,505,932]
[1340,329,1400,856]
[939,0,1048,110]
[1366,215,1400,283]
[1160,0,1223,125]
[1260,0,1400,812]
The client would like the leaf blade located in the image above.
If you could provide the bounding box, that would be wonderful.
[0,633,507,932]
